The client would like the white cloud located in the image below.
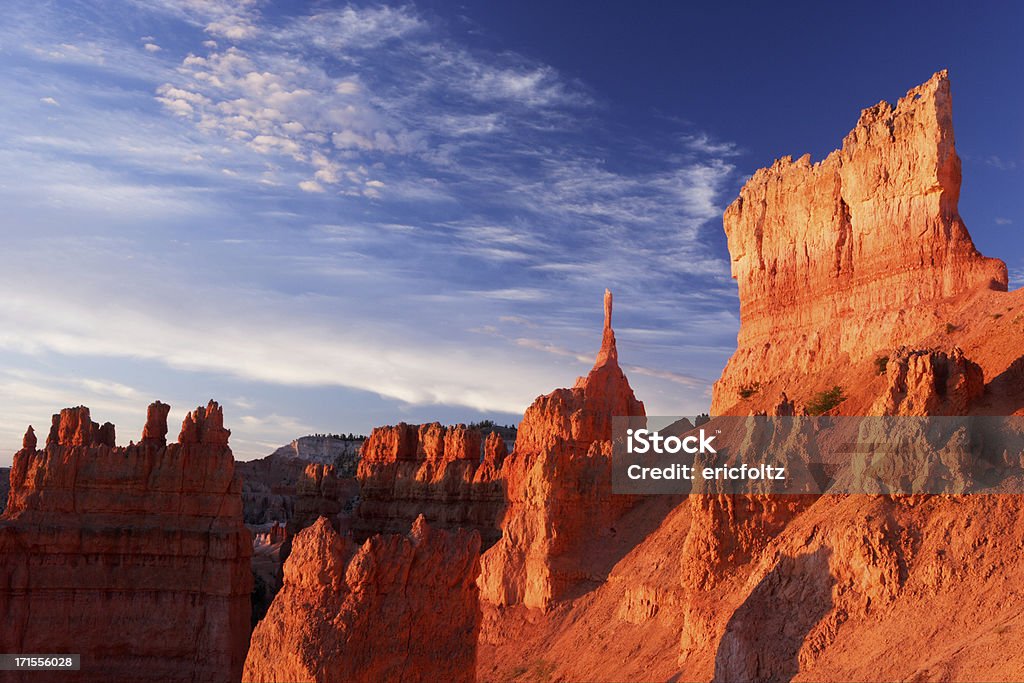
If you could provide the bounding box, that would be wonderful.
[137,0,261,41]
[1010,262,1024,290]
[0,270,572,416]
[143,42,162,52]
[276,6,426,51]
[0,0,739,458]
[986,155,1018,171]
[39,96,59,106]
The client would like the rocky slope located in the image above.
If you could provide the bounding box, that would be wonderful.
[352,422,507,547]
[244,515,481,683]
[0,402,252,683]
[712,70,1009,416]
[479,289,646,611]
[479,72,1024,683]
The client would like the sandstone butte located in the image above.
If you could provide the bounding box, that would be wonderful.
[243,515,482,683]
[0,401,252,683]
[352,422,507,547]
[711,68,1020,417]
[478,72,1024,683]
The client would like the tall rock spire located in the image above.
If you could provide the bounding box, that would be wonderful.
[596,288,617,366]
[479,290,645,610]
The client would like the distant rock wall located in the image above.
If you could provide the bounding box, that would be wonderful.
[271,435,363,473]
[239,452,357,528]
[0,402,252,683]
[244,516,481,683]
[712,71,1007,415]
[352,422,507,547]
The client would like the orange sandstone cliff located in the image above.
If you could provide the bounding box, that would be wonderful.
[478,72,1024,683]
[0,402,252,683]
[243,515,481,683]
[712,70,1010,415]
[479,289,646,610]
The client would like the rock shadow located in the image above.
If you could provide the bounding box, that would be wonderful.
[984,354,1024,414]
[712,546,835,683]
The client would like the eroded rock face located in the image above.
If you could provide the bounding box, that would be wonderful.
[244,515,481,683]
[872,346,985,416]
[477,72,1024,683]
[289,462,356,534]
[0,402,252,683]
[712,70,1007,414]
[271,435,363,473]
[479,290,646,610]
[352,422,506,547]
[239,451,357,528]
[240,455,358,631]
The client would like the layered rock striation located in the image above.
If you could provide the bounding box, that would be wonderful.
[479,290,646,610]
[713,70,1007,414]
[0,402,252,683]
[352,422,507,547]
[243,515,481,683]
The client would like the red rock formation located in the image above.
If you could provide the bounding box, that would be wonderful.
[243,515,481,683]
[352,422,506,547]
[0,402,252,683]
[288,462,355,534]
[871,346,985,415]
[239,451,358,528]
[142,400,170,444]
[713,70,1007,415]
[254,521,287,547]
[479,70,1024,683]
[240,453,359,632]
[479,289,646,610]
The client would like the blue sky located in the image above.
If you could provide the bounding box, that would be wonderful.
[0,1,1021,462]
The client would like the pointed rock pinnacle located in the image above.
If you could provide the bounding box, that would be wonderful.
[596,288,618,366]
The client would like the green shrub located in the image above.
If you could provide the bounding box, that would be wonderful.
[806,386,845,415]
[874,355,889,375]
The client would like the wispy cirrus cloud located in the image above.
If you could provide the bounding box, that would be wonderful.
[0,0,740,460]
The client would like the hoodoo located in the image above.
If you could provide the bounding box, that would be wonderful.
[0,402,252,683]
[244,515,482,683]
[479,289,646,610]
